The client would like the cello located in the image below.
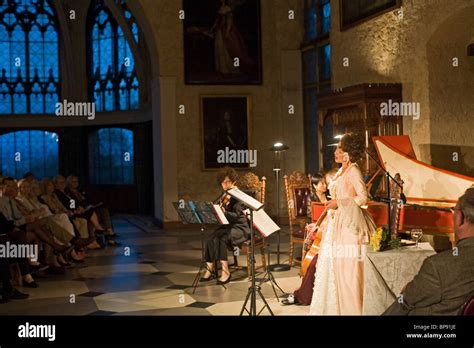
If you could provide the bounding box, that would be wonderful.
[300,209,327,277]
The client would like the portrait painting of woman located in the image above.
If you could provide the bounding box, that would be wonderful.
[184,0,262,84]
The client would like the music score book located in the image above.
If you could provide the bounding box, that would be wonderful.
[173,201,229,225]
[226,187,263,211]
[211,204,229,225]
[244,208,280,237]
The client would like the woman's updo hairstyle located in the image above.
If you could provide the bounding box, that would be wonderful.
[340,133,365,163]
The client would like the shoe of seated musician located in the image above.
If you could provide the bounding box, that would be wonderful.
[217,273,231,285]
[199,274,215,282]
[200,271,215,282]
[281,294,299,306]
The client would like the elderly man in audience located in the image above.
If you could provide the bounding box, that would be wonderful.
[0,177,69,274]
[383,187,474,315]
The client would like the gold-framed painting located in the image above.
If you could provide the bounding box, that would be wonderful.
[200,95,253,170]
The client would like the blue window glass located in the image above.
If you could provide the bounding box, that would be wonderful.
[0,130,59,179]
[0,0,59,115]
[89,128,134,184]
[116,0,139,43]
[319,44,331,81]
[303,49,317,85]
[90,0,139,112]
[304,0,317,41]
[321,0,331,34]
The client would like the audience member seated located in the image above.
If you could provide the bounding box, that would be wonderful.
[0,212,38,290]
[52,175,103,249]
[19,179,87,263]
[17,179,76,240]
[22,172,36,183]
[383,187,474,315]
[0,213,30,303]
[0,177,68,274]
[40,179,89,240]
[66,175,118,246]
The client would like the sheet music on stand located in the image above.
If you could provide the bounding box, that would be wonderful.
[227,187,263,211]
[244,208,280,237]
[226,187,279,237]
[172,201,229,225]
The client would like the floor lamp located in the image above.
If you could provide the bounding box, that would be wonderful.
[268,142,290,272]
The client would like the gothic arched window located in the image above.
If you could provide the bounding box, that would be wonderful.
[88,127,134,185]
[0,130,59,178]
[88,0,139,112]
[0,0,60,115]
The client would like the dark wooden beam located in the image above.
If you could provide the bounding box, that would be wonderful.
[468,43,474,56]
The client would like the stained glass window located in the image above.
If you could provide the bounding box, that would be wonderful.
[321,0,331,35]
[305,0,331,41]
[88,128,134,184]
[0,130,59,179]
[116,0,139,43]
[304,0,317,41]
[303,0,331,173]
[303,49,317,85]
[89,0,139,112]
[0,0,59,115]
[319,44,331,81]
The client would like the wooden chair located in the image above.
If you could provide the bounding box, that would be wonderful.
[284,171,311,267]
[231,172,267,279]
[460,292,474,315]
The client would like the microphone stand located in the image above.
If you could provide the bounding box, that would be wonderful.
[365,149,404,239]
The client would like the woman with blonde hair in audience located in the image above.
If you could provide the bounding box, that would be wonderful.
[16,179,86,264]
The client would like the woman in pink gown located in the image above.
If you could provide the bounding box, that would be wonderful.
[310,133,376,315]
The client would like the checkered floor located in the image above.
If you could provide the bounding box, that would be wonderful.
[0,216,309,315]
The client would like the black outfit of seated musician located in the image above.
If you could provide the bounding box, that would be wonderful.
[202,167,250,284]
[204,196,250,263]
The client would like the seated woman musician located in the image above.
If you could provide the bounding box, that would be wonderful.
[306,173,329,219]
[201,167,250,285]
[282,170,336,306]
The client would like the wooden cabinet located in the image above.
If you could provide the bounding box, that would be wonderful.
[316,83,403,175]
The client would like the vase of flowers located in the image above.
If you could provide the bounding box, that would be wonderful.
[370,227,401,252]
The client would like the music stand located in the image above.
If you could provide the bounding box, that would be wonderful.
[365,150,404,239]
[240,189,285,300]
[225,188,274,316]
[173,200,229,293]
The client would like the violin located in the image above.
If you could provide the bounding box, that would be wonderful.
[220,193,231,210]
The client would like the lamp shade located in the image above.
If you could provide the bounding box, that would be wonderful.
[270,142,289,152]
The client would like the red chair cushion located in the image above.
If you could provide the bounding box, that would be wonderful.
[462,296,474,315]
[293,188,311,217]
[292,228,305,239]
